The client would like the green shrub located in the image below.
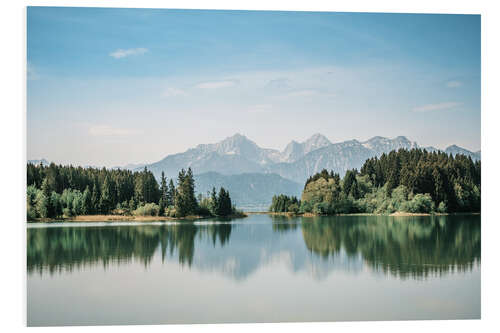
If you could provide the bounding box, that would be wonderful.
[132,203,160,216]
[63,207,74,218]
[197,206,212,217]
[165,206,176,217]
[312,203,325,215]
[299,201,313,213]
[437,201,447,213]
[335,197,356,214]
[27,205,37,220]
[408,194,435,213]
[288,203,299,214]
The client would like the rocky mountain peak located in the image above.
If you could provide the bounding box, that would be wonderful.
[304,133,331,152]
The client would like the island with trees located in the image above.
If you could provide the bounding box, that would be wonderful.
[27,164,245,222]
[269,148,480,215]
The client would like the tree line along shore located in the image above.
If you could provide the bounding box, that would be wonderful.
[269,148,480,215]
[27,148,480,222]
[27,164,244,222]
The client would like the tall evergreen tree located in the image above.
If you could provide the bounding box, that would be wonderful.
[40,178,56,217]
[185,168,198,214]
[174,169,187,216]
[159,171,167,215]
[82,185,92,215]
[216,187,232,216]
[91,181,100,214]
[100,176,113,214]
[210,187,218,215]
[167,179,175,206]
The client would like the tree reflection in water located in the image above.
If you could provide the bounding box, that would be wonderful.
[28,215,479,280]
[300,215,480,279]
[27,222,232,275]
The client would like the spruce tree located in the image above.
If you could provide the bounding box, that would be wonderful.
[159,172,167,215]
[210,187,218,215]
[167,179,175,206]
[91,182,100,214]
[216,187,232,216]
[185,168,197,214]
[40,178,55,217]
[100,176,112,214]
[174,169,187,216]
[82,185,92,215]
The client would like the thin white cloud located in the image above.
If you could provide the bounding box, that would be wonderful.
[278,89,335,99]
[247,104,273,113]
[446,80,463,88]
[163,87,187,97]
[89,125,141,137]
[109,48,148,59]
[286,90,320,97]
[195,80,237,89]
[266,78,291,90]
[412,102,462,112]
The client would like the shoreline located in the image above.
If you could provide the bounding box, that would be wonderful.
[27,211,480,224]
[28,213,247,223]
[247,211,480,217]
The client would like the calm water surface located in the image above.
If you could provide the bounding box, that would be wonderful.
[27,214,480,326]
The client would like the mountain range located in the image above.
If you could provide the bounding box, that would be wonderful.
[142,133,480,182]
[30,134,480,210]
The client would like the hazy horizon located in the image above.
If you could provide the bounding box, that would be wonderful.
[27,132,480,168]
[27,8,480,168]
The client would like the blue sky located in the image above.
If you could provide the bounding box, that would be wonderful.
[27,7,480,167]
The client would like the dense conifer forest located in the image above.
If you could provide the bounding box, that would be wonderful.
[270,149,480,214]
[27,163,239,220]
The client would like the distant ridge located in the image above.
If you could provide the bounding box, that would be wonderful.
[27,158,49,166]
[194,172,302,211]
[30,134,480,183]
[140,133,480,184]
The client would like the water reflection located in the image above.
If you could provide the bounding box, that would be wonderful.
[27,215,480,280]
[27,221,233,275]
[300,215,480,279]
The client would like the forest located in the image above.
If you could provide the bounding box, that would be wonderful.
[269,149,480,214]
[27,163,241,220]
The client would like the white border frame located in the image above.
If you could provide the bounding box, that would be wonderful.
[2,1,499,332]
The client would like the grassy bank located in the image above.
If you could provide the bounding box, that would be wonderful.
[28,212,247,223]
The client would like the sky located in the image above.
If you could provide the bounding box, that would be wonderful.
[27,7,481,167]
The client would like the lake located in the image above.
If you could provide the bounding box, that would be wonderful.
[27,214,480,326]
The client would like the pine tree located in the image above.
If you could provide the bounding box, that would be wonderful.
[91,182,100,214]
[41,177,51,198]
[167,179,175,206]
[100,176,112,214]
[210,187,218,215]
[343,170,356,196]
[82,185,92,214]
[216,187,232,216]
[185,168,198,214]
[174,169,187,216]
[40,178,55,217]
[159,172,167,215]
